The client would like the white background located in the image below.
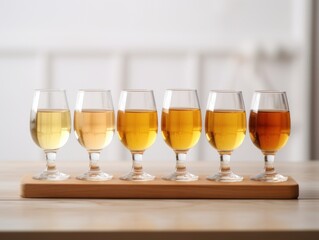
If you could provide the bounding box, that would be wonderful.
[0,0,311,165]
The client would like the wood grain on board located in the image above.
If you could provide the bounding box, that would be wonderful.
[21,175,299,199]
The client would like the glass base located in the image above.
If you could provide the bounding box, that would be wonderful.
[33,170,70,181]
[77,171,113,181]
[120,171,155,181]
[207,171,243,182]
[251,172,288,182]
[163,171,198,182]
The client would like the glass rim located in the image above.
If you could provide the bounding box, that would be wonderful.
[165,88,197,91]
[121,89,154,92]
[254,90,286,94]
[78,89,112,93]
[34,88,66,92]
[209,90,242,94]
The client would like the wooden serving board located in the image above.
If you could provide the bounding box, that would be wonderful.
[21,176,299,199]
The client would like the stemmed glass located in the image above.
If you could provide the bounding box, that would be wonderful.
[161,89,202,181]
[249,90,290,182]
[117,90,158,181]
[74,90,115,181]
[30,89,71,180]
[205,90,246,182]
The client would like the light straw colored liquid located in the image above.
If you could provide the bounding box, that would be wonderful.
[31,109,71,150]
[117,110,158,152]
[161,108,202,152]
[74,110,115,151]
[205,110,246,153]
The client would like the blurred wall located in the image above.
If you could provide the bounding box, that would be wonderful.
[0,0,311,162]
[311,0,319,160]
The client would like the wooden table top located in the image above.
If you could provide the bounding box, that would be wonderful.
[0,160,319,240]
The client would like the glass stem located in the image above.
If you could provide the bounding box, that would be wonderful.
[264,154,276,176]
[219,154,231,175]
[176,152,187,176]
[45,151,57,172]
[132,153,143,175]
[89,152,101,172]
